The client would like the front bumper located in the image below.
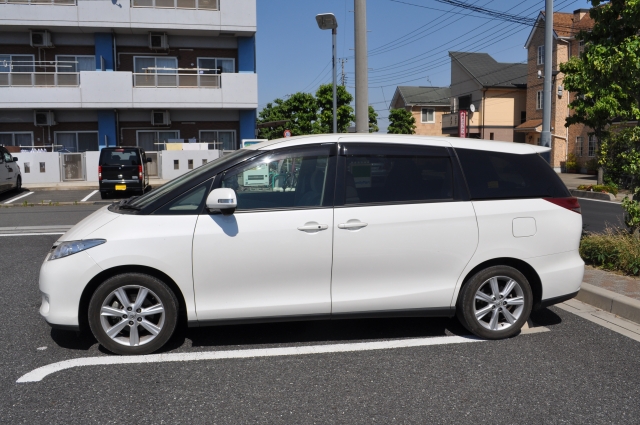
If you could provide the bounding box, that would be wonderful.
[39,250,103,329]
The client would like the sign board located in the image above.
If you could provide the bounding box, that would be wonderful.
[283,129,292,138]
[241,139,268,148]
[458,110,468,138]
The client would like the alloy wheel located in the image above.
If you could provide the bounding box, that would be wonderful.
[473,276,525,331]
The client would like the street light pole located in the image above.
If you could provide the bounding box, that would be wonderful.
[316,13,339,134]
[541,0,554,163]
[354,0,368,133]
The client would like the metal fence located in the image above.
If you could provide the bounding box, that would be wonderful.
[0,72,79,87]
[133,73,220,88]
[1,0,76,4]
[131,0,217,10]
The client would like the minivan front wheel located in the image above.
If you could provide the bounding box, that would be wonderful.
[88,273,178,355]
[457,266,532,340]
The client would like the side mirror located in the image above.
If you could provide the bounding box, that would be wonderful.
[206,188,237,216]
[12,157,18,162]
[146,158,153,163]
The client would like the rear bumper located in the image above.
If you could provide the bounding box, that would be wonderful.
[99,180,145,192]
[527,250,584,308]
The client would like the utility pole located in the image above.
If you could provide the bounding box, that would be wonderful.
[340,58,347,86]
[541,0,553,163]
[354,0,369,133]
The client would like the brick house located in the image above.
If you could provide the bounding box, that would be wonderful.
[442,52,527,142]
[516,9,595,172]
[389,86,451,136]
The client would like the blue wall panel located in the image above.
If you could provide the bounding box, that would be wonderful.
[239,109,257,146]
[94,33,114,71]
[97,110,117,149]
[237,36,256,73]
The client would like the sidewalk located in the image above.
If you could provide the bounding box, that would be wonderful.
[23,179,169,191]
[578,265,640,325]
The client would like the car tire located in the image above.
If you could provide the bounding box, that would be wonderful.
[88,273,179,355]
[100,191,110,200]
[456,265,533,340]
[14,176,21,192]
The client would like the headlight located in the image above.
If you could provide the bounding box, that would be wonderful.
[48,239,106,261]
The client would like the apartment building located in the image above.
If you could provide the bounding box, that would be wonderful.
[389,86,450,137]
[0,0,257,175]
[516,9,594,171]
[442,52,527,142]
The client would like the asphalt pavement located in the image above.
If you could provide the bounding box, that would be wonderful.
[579,198,625,233]
[1,210,640,423]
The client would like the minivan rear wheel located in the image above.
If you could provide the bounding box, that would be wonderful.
[457,266,533,340]
[88,273,178,355]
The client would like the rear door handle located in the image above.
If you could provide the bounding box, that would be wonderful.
[298,223,329,232]
[338,221,368,230]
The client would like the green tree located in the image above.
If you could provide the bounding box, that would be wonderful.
[314,84,355,133]
[368,106,379,133]
[257,92,318,140]
[387,108,416,134]
[560,1,640,184]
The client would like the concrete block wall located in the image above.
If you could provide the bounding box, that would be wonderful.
[14,152,61,184]
[159,150,220,180]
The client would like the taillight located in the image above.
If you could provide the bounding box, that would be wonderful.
[138,165,143,180]
[544,197,581,214]
[98,166,102,181]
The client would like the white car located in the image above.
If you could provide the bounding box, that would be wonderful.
[0,146,21,194]
[39,135,584,355]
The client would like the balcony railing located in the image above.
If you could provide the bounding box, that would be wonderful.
[133,73,220,88]
[131,0,217,10]
[1,0,76,5]
[0,72,79,87]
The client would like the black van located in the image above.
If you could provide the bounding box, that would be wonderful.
[98,147,152,199]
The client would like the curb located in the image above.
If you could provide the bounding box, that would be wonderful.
[576,282,640,325]
[570,189,616,202]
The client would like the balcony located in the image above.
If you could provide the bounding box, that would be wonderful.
[0,0,74,4]
[133,73,220,88]
[1,71,257,109]
[0,72,79,87]
[131,0,218,11]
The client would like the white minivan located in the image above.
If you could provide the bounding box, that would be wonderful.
[39,135,584,355]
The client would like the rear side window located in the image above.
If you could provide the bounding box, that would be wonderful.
[100,149,141,166]
[342,144,453,205]
[455,149,570,200]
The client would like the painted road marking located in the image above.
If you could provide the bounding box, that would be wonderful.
[17,336,484,383]
[3,191,34,204]
[0,225,72,237]
[0,233,65,237]
[80,190,99,202]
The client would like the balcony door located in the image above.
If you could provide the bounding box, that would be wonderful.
[137,130,179,152]
[134,57,178,87]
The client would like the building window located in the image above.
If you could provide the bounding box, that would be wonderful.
[537,45,545,65]
[579,40,585,54]
[24,163,31,173]
[0,54,35,73]
[521,111,526,124]
[536,91,544,110]
[0,132,33,147]
[174,160,179,170]
[588,135,597,157]
[133,57,178,86]
[576,136,583,157]
[55,132,99,152]
[489,133,494,140]
[56,55,96,72]
[136,130,180,151]
[199,130,237,150]
[421,108,435,123]
[458,95,471,111]
[197,57,235,74]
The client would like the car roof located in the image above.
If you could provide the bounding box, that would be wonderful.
[246,134,550,155]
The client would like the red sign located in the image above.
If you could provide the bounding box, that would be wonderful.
[458,110,467,138]
[283,129,292,138]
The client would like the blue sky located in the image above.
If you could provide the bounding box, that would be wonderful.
[256,0,591,132]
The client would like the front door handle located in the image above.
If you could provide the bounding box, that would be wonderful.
[338,221,368,230]
[298,223,329,232]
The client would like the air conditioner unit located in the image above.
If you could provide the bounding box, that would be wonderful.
[30,30,53,48]
[34,111,56,126]
[151,111,170,126]
[149,33,169,50]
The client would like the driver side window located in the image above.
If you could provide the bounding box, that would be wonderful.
[221,145,335,211]
[1,149,11,163]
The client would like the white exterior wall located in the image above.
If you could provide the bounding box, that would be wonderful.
[3,72,258,109]
[159,150,221,180]
[85,151,100,182]
[14,152,61,184]
[0,0,256,33]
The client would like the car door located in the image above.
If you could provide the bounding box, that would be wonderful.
[331,142,479,315]
[192,144,337,321]
[0,148,12,192]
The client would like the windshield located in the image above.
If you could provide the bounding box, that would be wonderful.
[127,149,252,209]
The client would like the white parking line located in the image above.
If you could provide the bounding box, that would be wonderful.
[3,191,34,204]
[80,190,99,202]
[17,336,484,383]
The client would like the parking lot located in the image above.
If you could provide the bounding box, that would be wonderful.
[0,206,639,423]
